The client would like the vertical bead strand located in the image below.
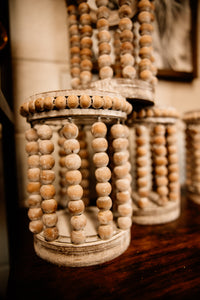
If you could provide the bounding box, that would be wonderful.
[25,128,43,234]
[167,125,179,202]
[135,124,150,208]
[152,124,168,206]
[96,0,113,80]
[37,125,58,241]
[58,129,68,207]
[92,120,113,240]
[67,4,81,89]
[118,0,136,80]
[113,30,122,77]
[185,127,193,188]
[63,121,86,244]
[78,1,93,88]
[111,123,132,230]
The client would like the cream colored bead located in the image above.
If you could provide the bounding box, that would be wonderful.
[28,207,43,220]
[98,54,112,68]
[96,0,109,6]
[99,42,111,55]
[80,59,93,71]
[95,166,111,182]
[71,77,81,89]
[27,194,42,207]
[137,146,148,156]
[96,182,112,197]
[62,122,79,139]
[27,182,40,194]
[91,121,107,138]
[168,154,178,164]
[155,166,168,176]
[96,196,112,210]
[65,153,81,170]
[55,96,66,109]
[116,190,131,203]
[80,94,91,108]
[80,70,92,85]
[37,125,53,140]
[92,137,108,152]
[137,156,148,167]
[168,172,179,182]
[119,17,132,31]
[67,95,79,108]
[27,168,40,182]
[41,199,57,213]
[111,124,125,139]
[68,200,85,214]
[25,128,38,141]
[98,210,113,225]
[80,13,91,25]
[118,216,131,229]
[67,184,83,200]
[112,138,129,152]
[28,155,40,168]
[71,214,87,230]
[44,227,59,241]
[113,151,129,165]
[40,184,56,200]
[115,178,130,192]
[154,156,168,166]
[40,155,55,170]
[65,170,82,185]
[29,220,43,234]
[99,66,113,79]
[71,230,85,244]
[157,186,168,197]
[138,187,149,197]
[97,18,109,30]
[121,53,134,68]
[98,30,111,43]
[39,140,54,154]
[98,224,113,240]
[26,141,39,155]
[64,139,80,154]
[114,163,129,179]
[40,170,55,184]
[93,152,109,168]
[42,213,58,227]
[118,203,132,217]
[92,95,104,109]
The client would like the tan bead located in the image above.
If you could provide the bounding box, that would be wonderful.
[111,123,125,138]
[96,196,112,210]
[65,153,81,170]
[92,137,108,152]
[118,216,131,229]
[155,166,168,176]
[65,170,82,185]
[43,97,54,110]
[112,138,129,151]
[154,156,168,166]
[154,124,165,135]
[99,42,111,55]
[168,164,179,173]
[98,210,113,225]
[28,207,43,220]
[80,13,91,25]
[116,190,131,203]
[97,6,109,19]
[98,224,113,240]
[167,125,177,135]
[81,168,90,179]
[64,139,80,154]
[37,125,53,140]
[71,230,85,244]
[80,94,91,108]
[80,59,93,71]
[29,220,43,234]
[96,182,112,197]
[71,67,81,78]
[67,184,83,200]
[71,54,81,66]
[138,11,151,23]
[81,158,89,169]
[137,177,148,187]
[20,102,29,117]
[137,146,148,156]
[169,182,179,192]
[28,99,36,113]
[120,41,133,55]
[71,77,81,89]
[167,135,177,145]
[27,194,42,207]
[96,0,109,6]
[80,70,92,85]
[168,172,179,182]
[137,156,148,167]
[157,186,168,197]
[115,178,130,192]
[98,55,112,68]
[168,154,178,164]
[80,25,93,37]
[153,135,165,145]
[68,200,85,214]
[27,168,40,182]
[168,145,177,154]
[27,182,40,194]
[137,166,148,177]
[99,66,113,79]
[153,145,167,156]
[80,37,92,49]
[121,53,134,67]
[156,176,168,186]
[80,48,92,59]
[139,46,152,58]
[55,96,66,109]
[59,157,66,168]
[119,17,132,31]
[78,2,89,14]
[95,166,111,182]
[26,141,39,155]
[44,227,59,241]
[138,197,149,209]
[71,214,87,230]
[28,155,40,168]
[139,23,153,35]
[62,122,79,139]
[81,179,89,189]
[40,155,55,170]
[113,151,129,165]
[139,35,152,47]
[98,30,111,43]
[68,14,78,26]
[39,140,54,154]
[25,128,38,141]
[114,163,130,179]
[79,149,88,159]
[97,18,109,30]
[119,4,132,18]
[93,152,109,167]
[41,199,57,213]
[42,213,58,227]
[91,121,107,138]
[140,69,152,81]
[136,136,148,146]
[40,184,55,200]
[40,170,55,184]
[118,203,132,217]
[92,95,104,109]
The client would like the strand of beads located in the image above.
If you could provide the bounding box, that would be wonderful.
[37,124,58,241]
[138,0,157,86]
[58,129,68,207]
[68,4,81,89]
[63,121,86,244]
[111,123,132,230]
[78,1,93,88]
[113,30,122,78]
[152,124,168,206]
[96,0,113,80]
[135,124,150,208]
[25,128,43,234]
[185,127,193,188]
[118,0,136,80]
[91,120,113,240]
[167,125,179,202]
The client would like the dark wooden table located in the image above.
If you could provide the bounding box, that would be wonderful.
[6,194,200,300]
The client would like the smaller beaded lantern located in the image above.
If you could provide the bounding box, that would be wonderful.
[183,110,200,204]
[20,89,133,267]
[127,105,180,225]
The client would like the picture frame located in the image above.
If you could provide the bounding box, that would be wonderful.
[152,0,198,82]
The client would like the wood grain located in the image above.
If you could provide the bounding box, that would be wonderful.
[6,193,200,300]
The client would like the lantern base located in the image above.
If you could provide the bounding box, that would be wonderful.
[33,207,131,267]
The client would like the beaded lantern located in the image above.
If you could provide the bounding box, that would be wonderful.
[127,106,181,225]
[20,90,133,266]
[183,110,200,205]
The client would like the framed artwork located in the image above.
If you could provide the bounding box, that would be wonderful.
[152,0,198,81]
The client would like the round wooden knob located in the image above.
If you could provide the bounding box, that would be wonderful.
[65,170,82,185]
[96,182,112,197]
[41,199,57,213]
[95,166,111,182]
[93,152,109,167]
[65,153,81,170]
[25,128,38,141]
[37,125,53,140]
[92,137,108,152]
[67,184,83,201]
[91,121,107,138]
[68,200,85,215]
[98,224,113,240]
[40,184,56,200]
[98,210,113,224]
[62,122,79,139]
[71,214,87,230]
[40,155,55,170]
[96,196,112,210]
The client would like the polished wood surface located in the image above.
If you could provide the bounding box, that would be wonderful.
[6,193,200,300]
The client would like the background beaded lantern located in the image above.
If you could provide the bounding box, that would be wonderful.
[20,89,133,266]
[183,110,200,205]
[127,105,181,224]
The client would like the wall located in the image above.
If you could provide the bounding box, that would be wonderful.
[8,0,200,206]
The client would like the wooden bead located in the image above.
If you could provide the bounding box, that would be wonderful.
[96,182,112,196]
[136,136,147,146]
[27,194,42,207]
[99,42,111,55]
[37,125,53,140]
[44,227,59,241]
[119,18,132,31]
[65,170,82,185]
[96,196,112,210]
[103,95,112,109]
[80,25,93,37]
[44,97,54,110]
[68,200,85,214]
[64,139,80,154]
[79,149,88,159]
[81,168,90,179]
[92,95,104,109]
[93,152,109,167]
[137,177,148,187]
[71,214,87,230]
[139,58,151,70]
[118,216,131,229]
[99,66,113,79]
[40,170,55,184]
[155,166,168,176]
[112,138,129,151]
[140,69,152,81]
[156,176,168,186]
[153,135,165,145]
[168,164,179,173]
[122,65,136,79]
[157,186,168,197]
[96,0,109,6]
[26,141,39,155]
[41,199,57,213]
[137,146,148,156]
[113,151,129,165]
[98,54,112,68]
[40,155,55,170]
[80,13,91,25]
[80,70,92,85]
[137,156,148,167]
[71,77,81,89]
[67,184,83,200]
[95,166,111,182]
[118,203,132,216]
[92,137,108,152]
[27,182,40,194]
[81,158,89,169]
[154,156,168,166]
[167,125,177,135]
[167,135,177,145]
[71,230,85,244]
[98,224,113,240]
[78,2,89,14]
[71,67,80,78]
[28,99,36,113]
[115,178,130,191]
[116,190,131,203]
[98,30,111,43]
[137,166,148,177]
[138,11,151,23]
[139,35,152,47]
[154,125,165,135]
[20,102,29,117]
[153,145,167,156]
[139,46,152,58]
[68,14,78,26]
[28,207,43,220]
[62,122,79,139]
[120,41,133,55]
[111,123,125,138]
[65,153,81,170]
[114,163,130,179]
[121,53,134,67]
[80,37,92,49]
[168,145,177,154]
[168,154,178,164]
[55,96,66,109]
[97,18,109,30]
[80,48,92,59]
[81,179,89,189]
[168,172,179,182]
[119,5,132,18]
[97,6,109,19]
[28,155,40,168]
[80,94,91,108]
[40,184,56,200]
[39,140,54,154]
[42,213,58,227]
[91,122,107,137]
[29,220,43,234]
[98,210,113,224]
[25,128,38,141]
[80,59,93,71]
[27,168,40,182]
[139,23,154,35]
